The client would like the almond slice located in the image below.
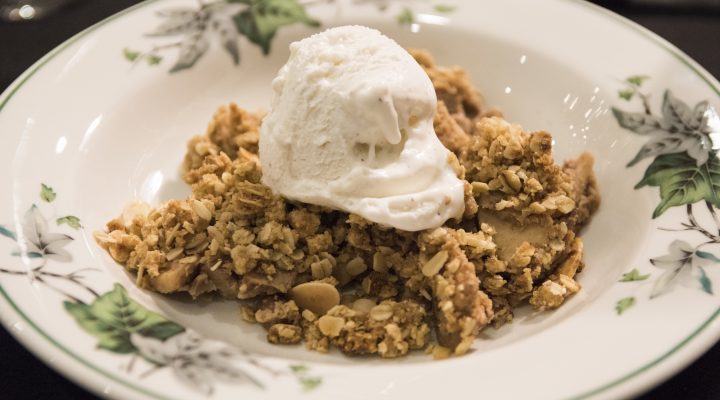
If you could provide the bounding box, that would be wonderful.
[289,281,340,315]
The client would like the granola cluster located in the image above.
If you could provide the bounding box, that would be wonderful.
[96,49,599,358]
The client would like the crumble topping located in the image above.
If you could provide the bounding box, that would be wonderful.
[95,49,600,358]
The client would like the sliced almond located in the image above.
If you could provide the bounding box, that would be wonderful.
[422,250,449,277]
[289,281,340,315]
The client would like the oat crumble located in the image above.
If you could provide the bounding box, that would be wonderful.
[95,49,600,358]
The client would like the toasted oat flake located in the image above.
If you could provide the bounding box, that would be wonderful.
[369,304,393,321]
[317,315,345,337]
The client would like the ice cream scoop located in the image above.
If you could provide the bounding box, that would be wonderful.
[259,25,465,231]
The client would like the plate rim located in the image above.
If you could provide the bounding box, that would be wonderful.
[1,1,719,399]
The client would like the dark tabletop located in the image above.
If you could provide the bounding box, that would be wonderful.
[1,0,719,399]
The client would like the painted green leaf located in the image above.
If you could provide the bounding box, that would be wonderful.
[233,0,320,55]
[123,47,140,62]
[56,216,82,230]
[300,376,322,392]
[0,225,16,241]
[64,284,184,354]
[626,75,650,87]
[434,4,456,12]
[615,296,635,315]
[40,183,56,203]
[397,7,414,25]
[10,251,42,258]
[699,266,713,295]
[634,152,720,218]
[697,250,720,263]
[146,54,163,65]
[635,152,685,188]
[289,363,321,391]
[619,268,650,282]
[290,364,309,374]
[618,89,635,101]
[138,320,187,339]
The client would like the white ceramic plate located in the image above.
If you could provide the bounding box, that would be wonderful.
[2,0,720,399]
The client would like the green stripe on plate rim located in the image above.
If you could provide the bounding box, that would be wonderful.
[0,0,718,399]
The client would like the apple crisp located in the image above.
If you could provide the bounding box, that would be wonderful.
[95,49,599,358]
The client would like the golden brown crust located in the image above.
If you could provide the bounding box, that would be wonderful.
[303,301,430,358]
[96,50,600,358]
[456,116,600,324]
[182,104,262,182]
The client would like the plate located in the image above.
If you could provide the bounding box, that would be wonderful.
[1,0,719,399]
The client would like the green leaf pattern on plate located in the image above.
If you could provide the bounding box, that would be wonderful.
[396,7,414,24]
[634,152,720,218]
[696,250,720,263]
[613,76,720,311]
[699,267,713,295]
[233,0,319,55]
[0,225,16,241]
[64,284,184,353]
[40,183,56,202]
[434,4,456,13]
[616,297,636,315]
[626,75,650,86]
[619,268,650,282]
[290,363,322,392]
[56,215,82,229]
[125,0,457,72]
[123,47,140,61]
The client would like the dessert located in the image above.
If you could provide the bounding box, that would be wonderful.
[95,26,600,358]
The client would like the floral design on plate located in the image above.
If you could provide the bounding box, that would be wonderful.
[612,76,720,313]
[123,0,321,72]
[123,0,457,72]
[0,184,321,395]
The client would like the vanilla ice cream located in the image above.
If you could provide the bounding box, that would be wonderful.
[259,26,465,231]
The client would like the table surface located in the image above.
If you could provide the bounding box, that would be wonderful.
[1,1,719,399]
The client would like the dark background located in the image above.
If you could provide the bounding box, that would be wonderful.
[1,0,719,399]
